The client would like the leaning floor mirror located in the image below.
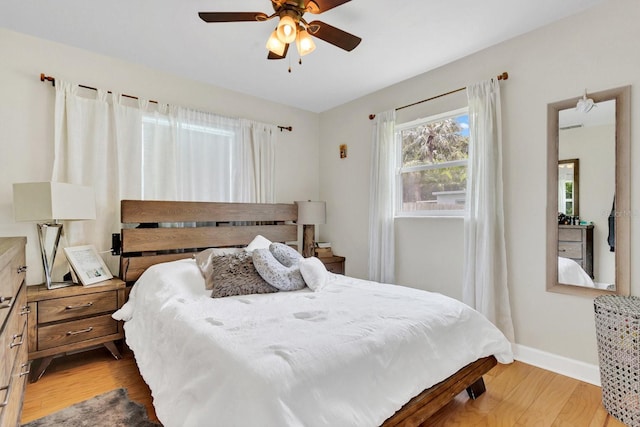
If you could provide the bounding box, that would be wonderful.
[547,86,631,297]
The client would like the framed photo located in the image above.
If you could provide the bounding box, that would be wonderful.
[63,245,113,286]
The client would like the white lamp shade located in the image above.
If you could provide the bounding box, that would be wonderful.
[13,182,96,222]
[296,201,326,225]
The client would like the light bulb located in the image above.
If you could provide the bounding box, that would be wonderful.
[296,28,316,56]
[277,15,297,44]
[266,30,286,56]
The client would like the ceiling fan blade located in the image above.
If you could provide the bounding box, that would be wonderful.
[268,44,290,60]
[198,12,269,23]
[305,0,351,14]
[307,20,361,51]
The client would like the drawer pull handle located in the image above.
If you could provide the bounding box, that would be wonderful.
[10,333,24,348]
[66,327,93,336]
[65,302,93,310]
[0,379,11,407]
[20,305,31,316]
[0,295,12,310]
[17,265,27,273]
[19,362,32,377]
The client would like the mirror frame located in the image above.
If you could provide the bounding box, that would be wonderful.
[558,158,580,217]
[547,85,631,297]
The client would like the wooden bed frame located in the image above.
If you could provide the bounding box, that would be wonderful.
[119,199,497,426]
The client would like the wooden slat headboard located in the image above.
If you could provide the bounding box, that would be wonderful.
[119,200,298,283]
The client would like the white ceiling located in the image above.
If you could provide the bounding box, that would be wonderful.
[0,0,605,113]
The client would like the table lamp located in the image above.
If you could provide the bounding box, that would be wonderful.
[13,182,96,289]
[296,201,326,258]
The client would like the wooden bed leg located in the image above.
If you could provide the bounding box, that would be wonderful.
[466,377,487,399]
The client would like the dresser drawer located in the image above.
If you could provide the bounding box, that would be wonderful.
[0,250,26,331]
[0,332,29,427]
[558,228,583,242]
[0,283,28,427]
[38,291,118,324]
[558,242,582,259]
[37,314,118,351]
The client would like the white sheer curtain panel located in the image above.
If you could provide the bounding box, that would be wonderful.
[53,80,278,255]
[368,110,396,283]
[173,107,240,201]
[463,79,515,342]
[52,81,123,274]
[237,119,276,203]
[113,95,147,200]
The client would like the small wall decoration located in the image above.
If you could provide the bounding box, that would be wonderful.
[64,245,113,286]
[339,144,348,159]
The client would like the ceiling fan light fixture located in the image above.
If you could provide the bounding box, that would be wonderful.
[296,28,316,56]
[277,13,298,44]
[266,30,287,56]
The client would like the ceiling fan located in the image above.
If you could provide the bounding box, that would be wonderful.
[198,0,362,60]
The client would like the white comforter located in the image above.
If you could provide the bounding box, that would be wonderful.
[558,256,595,287]
[114,259,513,427]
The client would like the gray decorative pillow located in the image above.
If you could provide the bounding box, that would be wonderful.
[209,252,278,298]
[269,242,303,267]
[252,248,306,291]
[195,247,245,290]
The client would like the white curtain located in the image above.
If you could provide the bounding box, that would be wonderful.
[52,79,277,273]
[463,79,515,342]
[368,110,396,283]
[52,82,123,275]
[237,119,276,203]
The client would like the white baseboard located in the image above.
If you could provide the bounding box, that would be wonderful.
[512,344,601,386]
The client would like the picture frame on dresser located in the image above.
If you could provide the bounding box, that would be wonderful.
[63,245,113,286]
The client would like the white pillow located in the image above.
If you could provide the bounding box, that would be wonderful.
[252,248,306,291]
[299,257,329,291]
[245,235,272,253]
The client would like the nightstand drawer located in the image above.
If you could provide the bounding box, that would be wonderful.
[323,261,343,274]
[38,291,118,323]
[37,314,118,351]
[318,255,345,275]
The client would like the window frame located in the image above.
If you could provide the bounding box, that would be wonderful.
[394,107,470,218]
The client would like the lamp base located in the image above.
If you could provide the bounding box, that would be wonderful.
[302,224,315,258]
[47,281,78,290]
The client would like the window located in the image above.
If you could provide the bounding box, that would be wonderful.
[140,113,239,202]
[395,107,469,216]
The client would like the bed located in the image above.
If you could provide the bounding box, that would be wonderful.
[114,200,513,427]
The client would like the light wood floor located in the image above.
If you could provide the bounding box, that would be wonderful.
[21,347,626,426]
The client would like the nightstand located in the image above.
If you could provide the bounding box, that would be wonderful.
[319,255,345,275]
[26,278,125,382]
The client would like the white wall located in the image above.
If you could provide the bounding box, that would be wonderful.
[0,28,320,286]
[319,0,640,366]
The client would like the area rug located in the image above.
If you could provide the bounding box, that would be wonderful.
[22,388,161,427]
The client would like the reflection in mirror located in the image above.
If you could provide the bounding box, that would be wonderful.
[558,158,579,217]
[547,86,630,297]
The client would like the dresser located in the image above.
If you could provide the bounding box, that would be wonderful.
[0,237,29,427]
[558,224,594,278]
[27,278,125,382]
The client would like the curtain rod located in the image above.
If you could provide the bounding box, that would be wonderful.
[39,73,293,132]
[368,71,509,120]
